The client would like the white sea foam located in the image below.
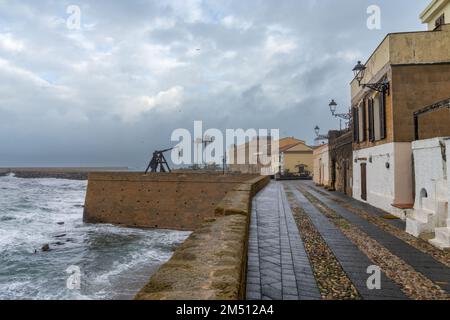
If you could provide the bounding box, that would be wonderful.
[0,175,190,300]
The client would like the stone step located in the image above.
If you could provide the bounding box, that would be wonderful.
[406,210,436,238]
[434,227,450,243]
[429,228,450,250]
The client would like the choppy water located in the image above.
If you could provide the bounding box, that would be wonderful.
[0,174,190,300]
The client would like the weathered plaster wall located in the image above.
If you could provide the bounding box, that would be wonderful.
[389,25,450,65]
[83,173,256,231]
[418,107,450,140]
[329,131,353,196]
[135,176,270,300]
[392,64,450,142]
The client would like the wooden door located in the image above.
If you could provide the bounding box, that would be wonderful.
[343,161,347,195]
[361,163,367,201]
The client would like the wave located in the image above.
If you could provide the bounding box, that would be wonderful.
[0,178,189,300]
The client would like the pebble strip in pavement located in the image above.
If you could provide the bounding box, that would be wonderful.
[286,183,407,300]
[300,182,450,295]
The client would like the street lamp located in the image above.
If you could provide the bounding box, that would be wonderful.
[328,99,352,130]
[353,60,389,93]
[329,99,337,115]
[352,61,366,84]
[314,125,328,142]
[314,125,320,136]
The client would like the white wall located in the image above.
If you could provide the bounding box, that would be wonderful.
[313,145,330,186]
[353,142,413,215]
[413,138,449,226]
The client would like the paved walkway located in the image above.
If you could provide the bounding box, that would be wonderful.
[299,181,450,294]
[307,181,406,230]
[247,180,450,300]
[286,183,407,300]
[246,182,321,300]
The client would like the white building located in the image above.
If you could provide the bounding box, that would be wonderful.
[406,132,450,250]
[351,1,450,221]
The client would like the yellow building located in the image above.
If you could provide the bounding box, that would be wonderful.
[420,0,450,30]
[273,138,314,177]
[228,136,314,176]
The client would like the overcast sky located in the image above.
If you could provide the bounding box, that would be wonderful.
[0,0,429,168]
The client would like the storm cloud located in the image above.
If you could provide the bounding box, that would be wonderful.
[0,0,429,168]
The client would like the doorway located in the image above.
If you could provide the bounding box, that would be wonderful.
[343,161,347,195]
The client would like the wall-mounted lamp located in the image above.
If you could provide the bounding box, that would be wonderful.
[353,61,390,93]
[328,99,352,130]
[314,125,329,142]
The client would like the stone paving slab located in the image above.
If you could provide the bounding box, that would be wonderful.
[246,182,321,300]
[300,182,450,294]
[286,183,408,300]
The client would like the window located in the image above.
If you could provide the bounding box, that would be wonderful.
[353,107,359,143]
[435,14,445,30]
[358,100,366,143]
[379,89,386,139]
[373,94,381,141]
[368,98,374,142]
[367,91,386,142]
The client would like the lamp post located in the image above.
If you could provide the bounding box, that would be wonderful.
[353,61,390,93]
[314,125,328,144]
[328,99,352,130]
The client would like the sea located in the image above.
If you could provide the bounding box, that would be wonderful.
[0,173,190,300]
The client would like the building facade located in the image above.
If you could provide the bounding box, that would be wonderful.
[276,141,314,177]
[406,97,450,249]
[328,130,353,196]
[351,23,450,217]
[406,137,449,239]
[313,144,330,187]
[229,137,312,176]
[420,0,450,30]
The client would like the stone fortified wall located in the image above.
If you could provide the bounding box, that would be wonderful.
[83,172,258,231]
[135,175,270,300]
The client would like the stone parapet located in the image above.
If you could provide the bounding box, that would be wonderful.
[135,175,270,300]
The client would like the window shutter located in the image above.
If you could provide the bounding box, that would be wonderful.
[380,90,386,140]
[353,108,359,143]
[368,99,375,142]
[362,100,367,142]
